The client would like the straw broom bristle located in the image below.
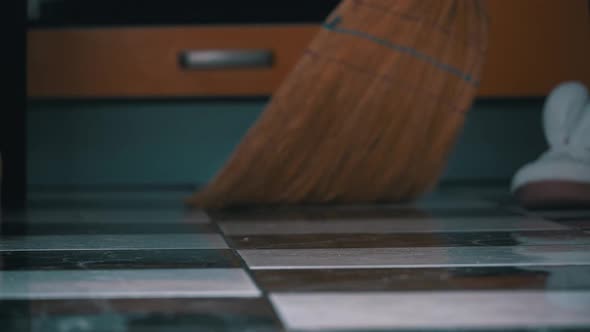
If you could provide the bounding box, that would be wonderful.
[187,0,490,209]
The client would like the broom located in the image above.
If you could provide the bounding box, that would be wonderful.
[187,0,490,209]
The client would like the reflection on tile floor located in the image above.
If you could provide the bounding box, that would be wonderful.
[1,188,590,331]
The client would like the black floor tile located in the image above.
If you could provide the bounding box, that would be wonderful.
[553,219,590,231]
[209,206,516,222]
[0,249,242,270]
[228,230,590,249]
[0,298,283,332]
[0,222,215,236]
[253,266,590,292]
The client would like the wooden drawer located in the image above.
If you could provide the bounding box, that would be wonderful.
[27,25,319,98]
[28,0,590,99]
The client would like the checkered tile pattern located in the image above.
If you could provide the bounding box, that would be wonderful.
[1,189,589,331]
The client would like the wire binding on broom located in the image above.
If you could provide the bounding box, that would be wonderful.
[322,15,479,85]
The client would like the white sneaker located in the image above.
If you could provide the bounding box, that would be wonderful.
[511,81,590,209]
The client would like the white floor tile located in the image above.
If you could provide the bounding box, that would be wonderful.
[240,245,590,269]
[0,269,260,300]
[271,291,590,330]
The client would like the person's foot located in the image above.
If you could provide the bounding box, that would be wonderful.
[512,81,590,210]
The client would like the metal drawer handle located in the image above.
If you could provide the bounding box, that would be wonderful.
[179,49,274,69]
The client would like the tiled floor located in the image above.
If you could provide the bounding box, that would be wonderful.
[1,188,590,331]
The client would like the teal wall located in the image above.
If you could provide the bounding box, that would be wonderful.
[27,100,262,186]
[27,99,547,187]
